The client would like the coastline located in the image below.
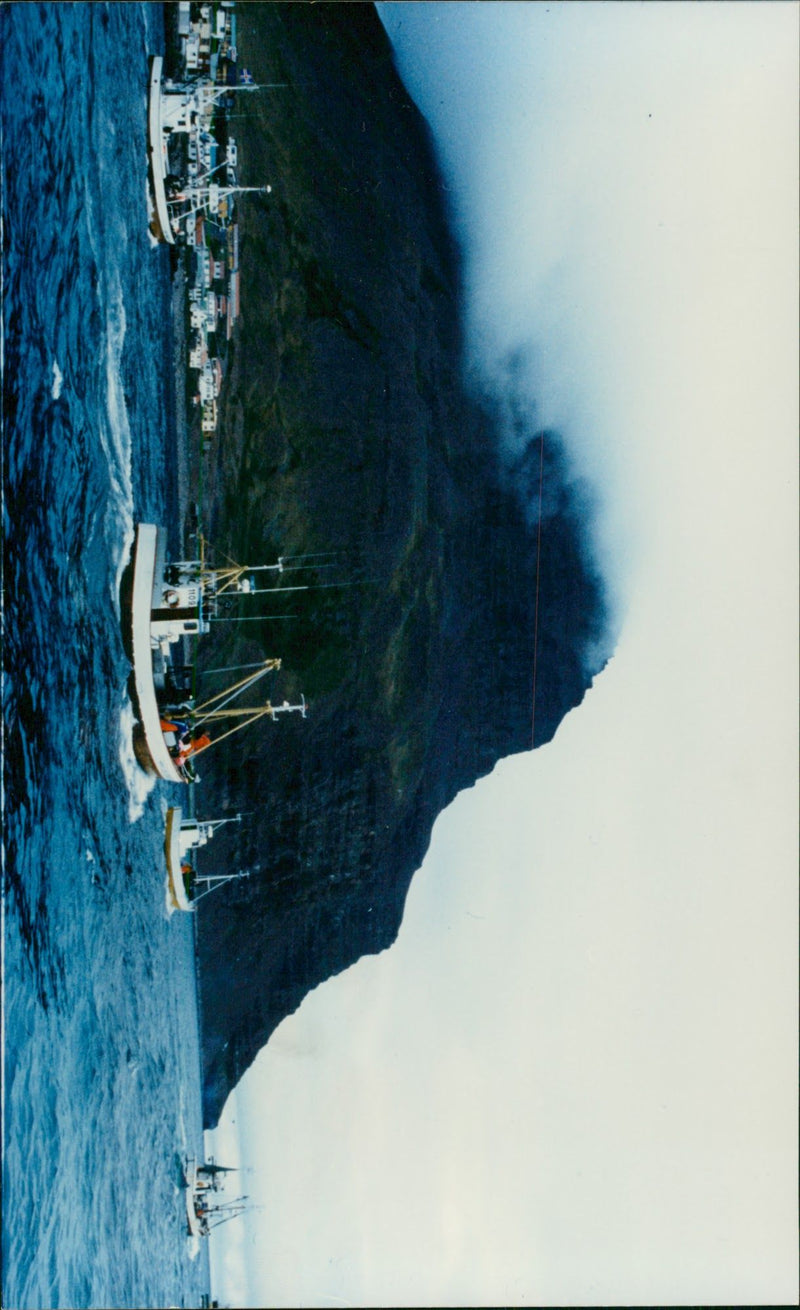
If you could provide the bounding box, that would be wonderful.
[167,261,209,1170]
[170,259,194,553]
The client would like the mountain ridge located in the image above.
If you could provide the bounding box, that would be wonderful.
[193,3,610,1128]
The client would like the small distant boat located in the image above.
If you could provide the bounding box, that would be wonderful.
[183,1157,246,1238]
[165,808,248,911]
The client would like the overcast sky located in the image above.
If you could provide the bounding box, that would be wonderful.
[207,5,798,1305]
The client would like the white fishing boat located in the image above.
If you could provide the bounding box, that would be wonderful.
[165,808,248,911]
[146,56,269,244]
[183,1157,246,1239]
[129,524,201,782]
[125,524,309,783]
[147,56,175,244]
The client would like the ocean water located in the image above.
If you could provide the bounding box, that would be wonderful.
[2,4,210,1307]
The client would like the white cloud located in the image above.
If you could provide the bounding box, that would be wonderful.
[210,4,798,1305]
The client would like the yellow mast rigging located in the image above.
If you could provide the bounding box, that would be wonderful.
[180,657,307,758]
[190,698,308,757]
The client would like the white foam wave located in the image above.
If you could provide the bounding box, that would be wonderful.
[145,178,160,248]
[51,359,63,399]
[118,696,157,822]
[101,268,156,826]
[115,518,135,624]
[177,1078,190,1157]
[97,266,136,611]
[157,796,178,916]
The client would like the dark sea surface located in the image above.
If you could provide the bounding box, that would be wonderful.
[3,4,210,1306]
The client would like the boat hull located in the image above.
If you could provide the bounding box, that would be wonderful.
[147,55,176,245]
[130,525,186,783]
[165,807,194,911]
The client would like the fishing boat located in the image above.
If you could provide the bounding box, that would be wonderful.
[165,808,248,911]
[183,1157,246,1239]
[146,56,269,245]
[125,523,309,783]
[128,524,201,782]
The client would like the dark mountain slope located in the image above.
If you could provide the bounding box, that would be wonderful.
[194,3,609,1127]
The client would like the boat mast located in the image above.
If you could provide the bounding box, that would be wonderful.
[187,814,245,837]
[205,1201,248,1230]
[170,536,285,595]
[171,537,338,596]
[169,183,271,225]
[189,658,282,725]
[189,696,308,756]
[193,867,250,903]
